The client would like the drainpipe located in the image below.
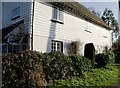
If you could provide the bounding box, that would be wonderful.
[31,0,35,50]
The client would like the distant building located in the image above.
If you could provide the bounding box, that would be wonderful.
[1,1,113,55]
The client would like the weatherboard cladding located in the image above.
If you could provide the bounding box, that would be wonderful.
[46,2,113,30]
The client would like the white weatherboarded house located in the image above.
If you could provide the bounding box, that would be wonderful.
[2,1,113,55]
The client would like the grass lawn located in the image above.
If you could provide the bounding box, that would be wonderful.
[48,64,120,87]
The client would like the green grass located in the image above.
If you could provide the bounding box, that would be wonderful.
[48,64,120,87]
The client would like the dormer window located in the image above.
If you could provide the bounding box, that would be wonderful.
[51,7,64,24]
[11,7,20,20]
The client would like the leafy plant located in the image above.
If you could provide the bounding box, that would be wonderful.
[114,52,120,63]
[42,51,79,83]
[105,51,115,64]
[2,50,94,87]
[68,41,80,55]
[48,64,119,87]
[2,50,47,88]
[69,55,92,75]
[95,51,115,68]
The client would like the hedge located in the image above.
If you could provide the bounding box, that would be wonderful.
[69,55,92,75]
[2,50,92,87]
[2,50,47,88]
[114,52,120,63]
[42,51,78,83]
[95,51,115,68]
[43,52,92,83]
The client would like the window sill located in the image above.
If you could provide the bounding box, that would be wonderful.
[103,36,107,38]
[85,29,92,33]
[51,19,64,24]
[11,15,20,21]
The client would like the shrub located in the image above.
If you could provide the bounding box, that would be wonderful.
[2,50,93,87]
[95,53,107,68]
[95,51,115,68]
[2,50,47,88]
[105,51,115,64]
[114,52,120,63]
[48,65,119,87]
[69,55,92,75]
[43,52,92,83]
[68,41,80,55]
[42,51,79,83]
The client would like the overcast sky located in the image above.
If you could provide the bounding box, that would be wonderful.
[75,0,119,21]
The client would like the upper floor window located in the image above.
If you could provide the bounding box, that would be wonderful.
[51,7,64,24]
[103,31,108,38]
[85,21,92,33]
[11,7,20,20]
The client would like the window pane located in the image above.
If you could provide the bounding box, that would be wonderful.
[51,41,63,52]
[12,7,20,18]
[52,42,56,51]
[53,8,58,20]
[57,42,60,50]
[59,10,63,21]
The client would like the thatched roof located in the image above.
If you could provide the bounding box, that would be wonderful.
[48,1,113,30]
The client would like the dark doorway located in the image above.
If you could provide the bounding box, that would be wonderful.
[84,43,95,60]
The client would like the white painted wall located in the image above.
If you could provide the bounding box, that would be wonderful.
[2,2,112,55]
[33,2,112,55]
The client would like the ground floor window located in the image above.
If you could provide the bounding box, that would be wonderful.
[51,40,63,52]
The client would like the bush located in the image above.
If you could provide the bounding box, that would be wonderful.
[42,51,80,83]
[2,50,47,88]
[114,52,120,63]
[95,51,115,68]
[69,55,92,75]
[68,41,80,55]
[105,51,115,64]
[2,50,93,87]
[95,53,107,68]
[48,65,119,87]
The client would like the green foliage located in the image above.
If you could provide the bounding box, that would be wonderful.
[2,51,93,87]
[101,8,119,34]
[48,64,119,87]
[95,51,115,68]
[115,52,120,63]
[113,36,120,52]
[42,51,80,83]
[69,55,92,75]
[2,50,47,88]
[105,51,115,64]
[68,41,80,55]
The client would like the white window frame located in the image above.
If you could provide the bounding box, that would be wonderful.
[103,31,108,38]
[52,7,64,23]
[85,21,92,33]
[51,40,63,52]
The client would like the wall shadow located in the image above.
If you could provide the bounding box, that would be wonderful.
[46,7,57,52]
